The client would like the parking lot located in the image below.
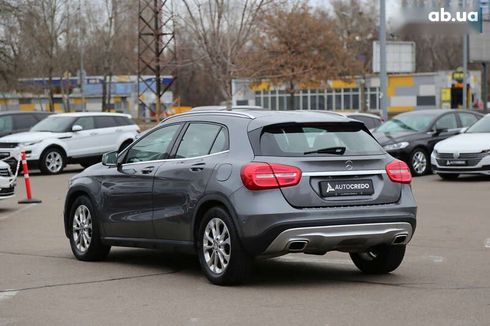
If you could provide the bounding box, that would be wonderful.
[0,167,489,325]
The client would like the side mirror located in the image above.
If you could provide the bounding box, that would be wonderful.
[72,125,83,132]
[102,151,118,167]
[433,127,448,135]
[459,127,468,134]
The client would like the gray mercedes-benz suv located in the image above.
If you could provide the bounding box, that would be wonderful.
[64,109,417,285]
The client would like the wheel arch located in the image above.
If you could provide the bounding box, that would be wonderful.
[41,144,68,160]
[63,186,99,238]
[192,194,241,248]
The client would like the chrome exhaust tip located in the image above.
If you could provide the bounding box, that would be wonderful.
[392,233,408,245]
[288,240,308,252]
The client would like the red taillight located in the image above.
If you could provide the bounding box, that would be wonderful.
[386,160,412,184]
[240,163,302,190]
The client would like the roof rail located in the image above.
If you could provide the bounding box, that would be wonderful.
[162,110,256,123]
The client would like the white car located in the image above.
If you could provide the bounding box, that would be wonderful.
[431,113,490,179]
[0,160,15,199]
[0,113,140,174]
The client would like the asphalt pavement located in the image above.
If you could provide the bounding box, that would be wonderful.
[0,166,489,326]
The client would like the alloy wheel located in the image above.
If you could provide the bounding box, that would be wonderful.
[412,151,427,175]
[45,151,63,173]
[72,205,93,253]
[203,217,231,275]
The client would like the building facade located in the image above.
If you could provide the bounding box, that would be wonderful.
[232,70,482,114]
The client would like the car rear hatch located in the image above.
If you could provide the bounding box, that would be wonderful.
[247,121,402,208]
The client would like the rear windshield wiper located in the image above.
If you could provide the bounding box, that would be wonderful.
[304,146,346,155]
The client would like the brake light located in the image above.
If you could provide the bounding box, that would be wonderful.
[386,160,412,184]
[240,163,302,190]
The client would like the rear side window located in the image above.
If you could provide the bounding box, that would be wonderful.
[175,123,226,158]
[13,114,37,129]
[114,116,134,126]
[256,124,383,157]
[94,116,118,128]
[459,113,478,128]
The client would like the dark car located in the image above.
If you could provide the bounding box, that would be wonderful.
[343,112,383,131]
[64,109,417,285]
[373,109,483,176]
[0,111,53,168]
[0,111,53,138]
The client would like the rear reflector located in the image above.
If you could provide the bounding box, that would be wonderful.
[386,160,412,184]
[241,163,302,190]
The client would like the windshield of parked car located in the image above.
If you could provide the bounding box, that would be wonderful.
[31,116,76,133]
[376,113,436,133]
[466,115,490,133]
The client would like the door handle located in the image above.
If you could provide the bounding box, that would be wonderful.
[141,166,154,174]
[90,132,98,136]
[190,162,205,172]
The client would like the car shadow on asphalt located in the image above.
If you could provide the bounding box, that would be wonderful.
[102,249,404,287]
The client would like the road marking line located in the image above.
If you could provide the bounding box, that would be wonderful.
[0,204,38,221]
[485,238,490,248]
[0,291,17,303]
[428,255,445,263]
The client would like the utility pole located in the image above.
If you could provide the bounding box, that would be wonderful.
[482,62,488,113]
[79,0,86,112]
[138,0,177,123]
[463,0,468,110]
[379,0,388,120]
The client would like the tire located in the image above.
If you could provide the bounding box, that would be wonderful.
[350,244,406,274]
[438,173,459,180]
[118,140,133,153]
[197,206,252,285]
[69,196,111,261]
[409,148,429,176]
[39,147,66,175]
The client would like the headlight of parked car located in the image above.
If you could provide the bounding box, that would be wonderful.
[481,149,490,155]
[383,142,409,151]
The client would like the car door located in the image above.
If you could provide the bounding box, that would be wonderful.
[428,113,459,150]
[66,116,97,157]
[93,116,120,153]
[100,123,182,239]
[152,122,229,241]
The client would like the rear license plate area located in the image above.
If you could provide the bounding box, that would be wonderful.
[320,179,374,197]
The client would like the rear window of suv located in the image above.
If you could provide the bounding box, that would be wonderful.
[255,123,383,157]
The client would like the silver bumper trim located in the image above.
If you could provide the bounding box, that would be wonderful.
[263,222,413,256]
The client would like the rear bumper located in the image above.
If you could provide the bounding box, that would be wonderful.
[262,222,412,257]
[231,186,417,256]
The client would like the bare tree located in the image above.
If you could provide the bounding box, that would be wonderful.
[244,2,354,109]
[16,0,70,111]
[180,0,272,105]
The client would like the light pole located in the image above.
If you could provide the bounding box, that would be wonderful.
[79,0,86,112]
[462,0,468,110]
[379,0,388,120]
